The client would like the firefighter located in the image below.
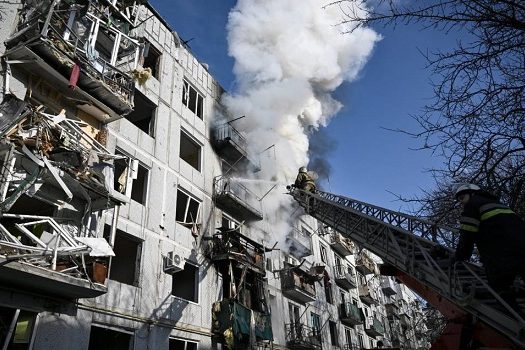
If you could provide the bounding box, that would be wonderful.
[295,167,316,192]
[454,183,525,315]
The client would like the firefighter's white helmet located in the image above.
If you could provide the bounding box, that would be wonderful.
[455,183,480,199]
[299,166,307,173]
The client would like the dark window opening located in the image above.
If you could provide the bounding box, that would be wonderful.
[130,162,148,205]
[0,307,37,350]
[320,245,328,263]
[176,190,200,224]
[105,227,141,286]
[325,281,333,304]
[169,338,197,350]
[95,27,116,63]
[180,131,201,171]
[182,80,203,119]
[88,326,133,350]
[113,152,128,194]
[142,42,161,79]
[125,90,156,136]
[329,320,338,346]
[172,263,199,302]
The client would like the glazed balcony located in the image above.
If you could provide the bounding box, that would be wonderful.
[333,265,357,290]
[280,265,316,304]
[285,323,322,350]
[339,302,363,327]
[5,0,141,119]
[380,276,397,296]
[329,231,355,256]
[364,317,385,338]
[207,229,265,275]
[355,252,376,275]
[358,284,379,306]
[285,227,312,259]
[212,123,260,172]
[213,176,263,221]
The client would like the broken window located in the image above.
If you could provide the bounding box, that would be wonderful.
[325,281,333,304]
[113,151,129,194]
[319,244,328,263]
[142,41,162,79]
[169,338,198,350]
[171,262,199,302]
[0,307,37,350]
[130,162,149,205]
[221,214,240,231]
[88,325,134,350]
[329,321,339,346]
[125,90,156,136]
[179,131,202,171]
[182,80,204,119]
[175,189,200,224]
[106,228,142,286]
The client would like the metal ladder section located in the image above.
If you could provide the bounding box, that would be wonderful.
[290,188,525,347]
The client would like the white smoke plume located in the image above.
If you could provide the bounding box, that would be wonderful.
[222,0,380,248]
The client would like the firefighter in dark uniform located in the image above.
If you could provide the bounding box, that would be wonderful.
[295,167,316,192]
[454,183,525,315]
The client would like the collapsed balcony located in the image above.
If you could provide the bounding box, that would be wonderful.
[285,227,312,259]
[212,123,260,172]
[333,265,357,290]
[213,176,263,221]
[385,301,400,318]
[364,317,385,338]
[329,231,355,256]
[358,284,379,306]
[279,262,321,304]
[207,228,266,275]
[355,252,376,275]
[339,302,363,327]
[211,299,273,350]
[380,276,398,296]
[284,323,322,350]
[5,0,143,118]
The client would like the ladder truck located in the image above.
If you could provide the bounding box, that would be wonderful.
[288,187,525,349]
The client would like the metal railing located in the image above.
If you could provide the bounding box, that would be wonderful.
[285,323,322,348]
[214,176,263,216]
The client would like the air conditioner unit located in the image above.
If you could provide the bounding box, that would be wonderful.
[163,251,185,274]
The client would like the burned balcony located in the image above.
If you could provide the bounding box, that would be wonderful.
[329,231,355,256]
[358,284,379,306]
[385,302,400,318]
[207,228,266,275]
[333,265,357,290]
[5,0,142,118]
[212,123,260,172]
[355,252,376,275]
[285,323,322,350]
[285,227,312,259]
[211,299,273,350]
[339,302,363,327]
[213,176,263,221]
[280,263,318,304]
[380,276,397,296]
[364,317,385,338]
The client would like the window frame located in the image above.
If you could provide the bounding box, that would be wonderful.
[175,189,201,224]
[182,79,204,119]
[171,261,200,303]
[179,130,202,171]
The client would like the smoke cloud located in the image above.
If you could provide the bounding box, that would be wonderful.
[222,0,380,249]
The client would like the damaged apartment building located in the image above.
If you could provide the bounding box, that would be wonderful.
[0,1,429,349]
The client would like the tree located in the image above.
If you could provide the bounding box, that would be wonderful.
[329,0,525,221]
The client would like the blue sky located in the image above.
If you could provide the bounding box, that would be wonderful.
[151,0,457,212]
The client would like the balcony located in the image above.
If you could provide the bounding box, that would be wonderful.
[214,176,263,221]
[212,299,273,348]
[207,229,265,275]
[339,302,363,326]
[358,285,378,305]
[280,264,317,304]
[285,323,322,350]
[212,123,260,172]
[333,265,357,290]
[380,276,397,296]
[364,317,385,338]
[400,313,411,328]
[285,228,312,259]
[329,231,355,256]
[5,1,141,119]
[385,302,400,318]
[355,252,376,275]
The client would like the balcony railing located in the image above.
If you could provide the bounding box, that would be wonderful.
[358,284,378,305]
[385,302,400,318]
[213,176,263,221]
[280,267,316,304]
[364,317,385,338]
[213,123,260,171]
[355,252,376,275]
[329,231,355,256]
[208,230,265,274]
[5,1,140,117]
[339,302,363,326]
[333,265,357,290]
[285,323,322,350]
[285,227,312,258]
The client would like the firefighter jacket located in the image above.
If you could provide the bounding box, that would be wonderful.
[295,172,315,190]
[455,192,525,268]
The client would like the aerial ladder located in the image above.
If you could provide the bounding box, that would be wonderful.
[289,187,525,349]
